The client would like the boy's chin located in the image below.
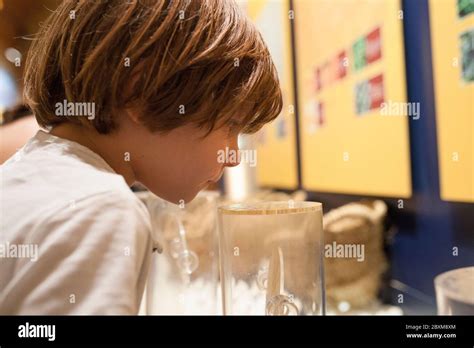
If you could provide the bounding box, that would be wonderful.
[147,186,201,205]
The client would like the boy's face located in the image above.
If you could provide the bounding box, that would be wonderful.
[122,114,241,204]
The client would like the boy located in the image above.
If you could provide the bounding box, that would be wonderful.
[0,0,282,314]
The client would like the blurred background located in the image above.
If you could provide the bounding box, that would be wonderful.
[1,0,473,315]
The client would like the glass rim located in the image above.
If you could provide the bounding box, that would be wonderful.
[434,266,474,304]
[218,201,322,215]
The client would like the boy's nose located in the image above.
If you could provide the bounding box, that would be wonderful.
[225,154,241,167]
[224,137,241,167]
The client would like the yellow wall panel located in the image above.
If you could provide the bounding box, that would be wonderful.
[294,0,412,197]
[430,0,474,202]
[243,0,299,189]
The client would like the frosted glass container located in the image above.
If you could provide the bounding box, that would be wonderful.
[435,266,474,315]
[218,201,325,315]
[145,191,219,314]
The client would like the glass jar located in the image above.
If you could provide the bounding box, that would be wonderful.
[217,201,325,315]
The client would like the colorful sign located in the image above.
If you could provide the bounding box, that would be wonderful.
[460,28,474,82]
[366,27,382,64]
[458,0,474,18]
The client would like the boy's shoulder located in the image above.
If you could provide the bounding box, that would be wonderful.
[0,131,150,239]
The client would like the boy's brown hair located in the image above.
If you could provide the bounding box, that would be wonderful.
[23,0,283,135]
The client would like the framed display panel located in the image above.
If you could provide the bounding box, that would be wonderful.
[430,0,474,202]
[294,0,412,197]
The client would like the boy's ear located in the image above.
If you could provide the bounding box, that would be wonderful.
[123,107,142,125]
[121,72,144,126]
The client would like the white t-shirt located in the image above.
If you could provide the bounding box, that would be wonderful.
[0,130,154,314]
